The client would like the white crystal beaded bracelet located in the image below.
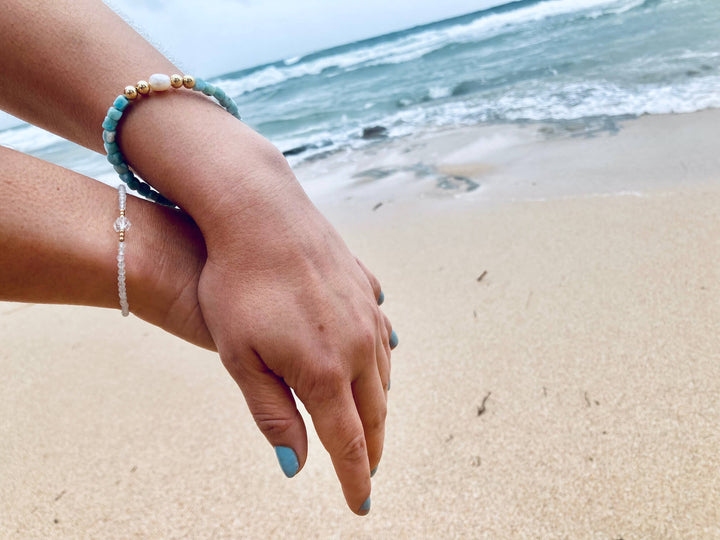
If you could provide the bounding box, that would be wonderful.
[102,74,241,206]
[114,185,131,316]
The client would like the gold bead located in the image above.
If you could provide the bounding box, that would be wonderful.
[124,85,138,100]
[119,232,125,242]
[170,74,183,88]
[182,75,196,89]
[136,80,150,95]
[120,210,125,216]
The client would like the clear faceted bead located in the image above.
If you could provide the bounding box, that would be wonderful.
[114,215,131,233]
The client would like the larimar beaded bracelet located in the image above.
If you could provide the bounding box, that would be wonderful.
[114,185,131,316]
[102,74,241,206]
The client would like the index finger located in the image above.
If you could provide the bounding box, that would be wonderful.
[308,389,373,515]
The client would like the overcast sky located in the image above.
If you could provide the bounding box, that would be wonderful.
[105,0,507,76]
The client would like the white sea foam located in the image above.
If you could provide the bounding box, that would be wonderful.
[428,87,452,100]
[213,0,635,96]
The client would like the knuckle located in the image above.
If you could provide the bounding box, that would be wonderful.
[352,325,376,357]
[300,364,346,404]
[252,411,296,438]
[365,404,387,434]
[338,432,368,466]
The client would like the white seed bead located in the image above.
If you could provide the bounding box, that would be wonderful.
[148,73,171,91]
[115,186,130,317]
[118,184,127,211]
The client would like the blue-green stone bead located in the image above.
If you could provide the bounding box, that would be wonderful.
[106,107,123,121]
[113,163,130,174]
[127,177,140,191]
[202,84,216,96]
[227,103,239,116]
[137,182,151,197]
[119,171,134,183]
[157,194,173,206]
[193,79,206,92]
[102,130,116,143]
[102,116,118,130]
[107,152,124,165]
[213,87,226,101]
[148,190,160,202]
[113,95,130,111]
[103,141,119,154]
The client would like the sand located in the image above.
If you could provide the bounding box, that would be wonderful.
[3,110,720,538]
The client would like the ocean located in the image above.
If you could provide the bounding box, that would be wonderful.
[1,0,719,182]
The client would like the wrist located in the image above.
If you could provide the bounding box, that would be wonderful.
[125,195,214,350]
[115,90,311,244]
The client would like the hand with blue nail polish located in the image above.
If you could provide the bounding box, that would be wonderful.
[197,171,395,516]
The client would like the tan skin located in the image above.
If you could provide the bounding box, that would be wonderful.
[0,0,392,515]
[0,145,214,350]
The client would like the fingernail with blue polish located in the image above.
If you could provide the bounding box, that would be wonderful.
[274,446,299,478]
[387,378,391,391]
[378,290,385,305]
[389,329,399,349]
[359,496,371,516]
[371,466,378,478]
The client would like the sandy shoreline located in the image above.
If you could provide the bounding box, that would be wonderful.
[296,108,720,208]
[3,110,720,538]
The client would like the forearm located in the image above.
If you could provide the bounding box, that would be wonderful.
[0,145,213,349]
[0,0,303,241]
[0,0,176,152]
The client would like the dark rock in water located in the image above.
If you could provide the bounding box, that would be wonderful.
[352,168,395,180]
[452,79,485,97]
[362,126,389,139]
[282,139,334,157]
[436,175,480,192]
[283,145,310,157]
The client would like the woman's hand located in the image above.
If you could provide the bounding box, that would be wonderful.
[196,156,392,515]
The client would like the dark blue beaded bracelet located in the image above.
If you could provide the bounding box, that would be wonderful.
[102,74,241,207]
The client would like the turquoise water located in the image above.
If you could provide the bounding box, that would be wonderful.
[1,0,719,177]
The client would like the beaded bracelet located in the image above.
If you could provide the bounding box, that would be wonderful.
[113,185,131,316]
[102,74,241,206]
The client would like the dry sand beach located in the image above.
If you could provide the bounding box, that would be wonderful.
[3,110,720,538]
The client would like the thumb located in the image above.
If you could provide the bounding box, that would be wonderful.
[221,349,309,478]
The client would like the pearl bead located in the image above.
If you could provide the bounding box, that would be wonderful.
[148,73,171,91]
[170,74,183,88]
[136,80,150,95]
